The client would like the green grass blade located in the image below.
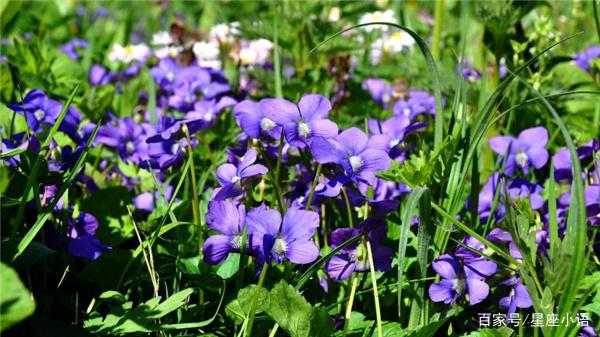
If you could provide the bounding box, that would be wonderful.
[0,147,27,159]
[408,188,432,328]
[396,186,428,319]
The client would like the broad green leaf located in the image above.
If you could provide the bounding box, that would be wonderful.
[0,262,36,331]
[265,280,313,337]
[225,285,269,325]
[216,253,240,279]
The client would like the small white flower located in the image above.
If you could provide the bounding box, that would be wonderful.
[328,7,341,22]
[209,22,239,44]
[193,41,221,68]
[239,39,273,66]
[359,9,396,32]
[384,31,415,52]
[108,43,151,63]
[154,46,182,59]
[151,31,172,46]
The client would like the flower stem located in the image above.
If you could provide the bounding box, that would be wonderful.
[183,125,202,255]
[366,240,383,337]
[341,187,354,228]
[305,164,322,210]
[342,275,359,337]
[268,323,279,337]
[244,263,268,337]
[272,132,286,214]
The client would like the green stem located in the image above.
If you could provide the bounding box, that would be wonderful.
[268,323,279,337]
[304,164,322,210]
[244,263,268,337]
[183,125,202,254]
[341,187,354,228]
[366,241,383,337]
[272,132,286,214]
[342,276,359,337]
[431,0,444,61]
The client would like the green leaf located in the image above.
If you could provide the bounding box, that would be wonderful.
[265,280,313,337]
[396,187,428,319]
[225,285,269,325]
[0,262,36,331]
[216,253,240,279]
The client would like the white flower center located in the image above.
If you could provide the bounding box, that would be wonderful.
[260,117,276,131]
[297,121,311,138]
[231,234,243,249]
[351,244,369,270]
[170,143,180,154]
[349,155,363,172]
[126,141,135,154]
[382,92,390,104]
[272,237,288,256]
[389,138,400,148]
[230,176,241,184]
[402,108,411,116]
[166,71,175,82]
[453,277,467,293]
[204,109,215,121]
[516,150,529,167]
[34,109,45,121]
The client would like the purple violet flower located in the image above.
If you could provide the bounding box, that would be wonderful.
[488,126,549,176]
[202,201,247,264]
[311,127,391,186]
[392,90,440,120]
[368,115,427,160]
[499,276,533,314]
[89,64,109,86]
[325,219,393,280]
[59,38,89,61]
[585,185,600,225]
[150,57,179,91]
[67,212,111,260]
[97,117,154,164]
[507,178,544,210]
[7,89,82,140]
[247,207,320,264]
[574,45,600,72]
[362,79,393,108]
[184,96,237,134]
[233,99,282,140]
[260,94,338,147]
[213,148,268,200]
[428,254,496,305]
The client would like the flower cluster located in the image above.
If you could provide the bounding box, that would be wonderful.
[203,93,411,284]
